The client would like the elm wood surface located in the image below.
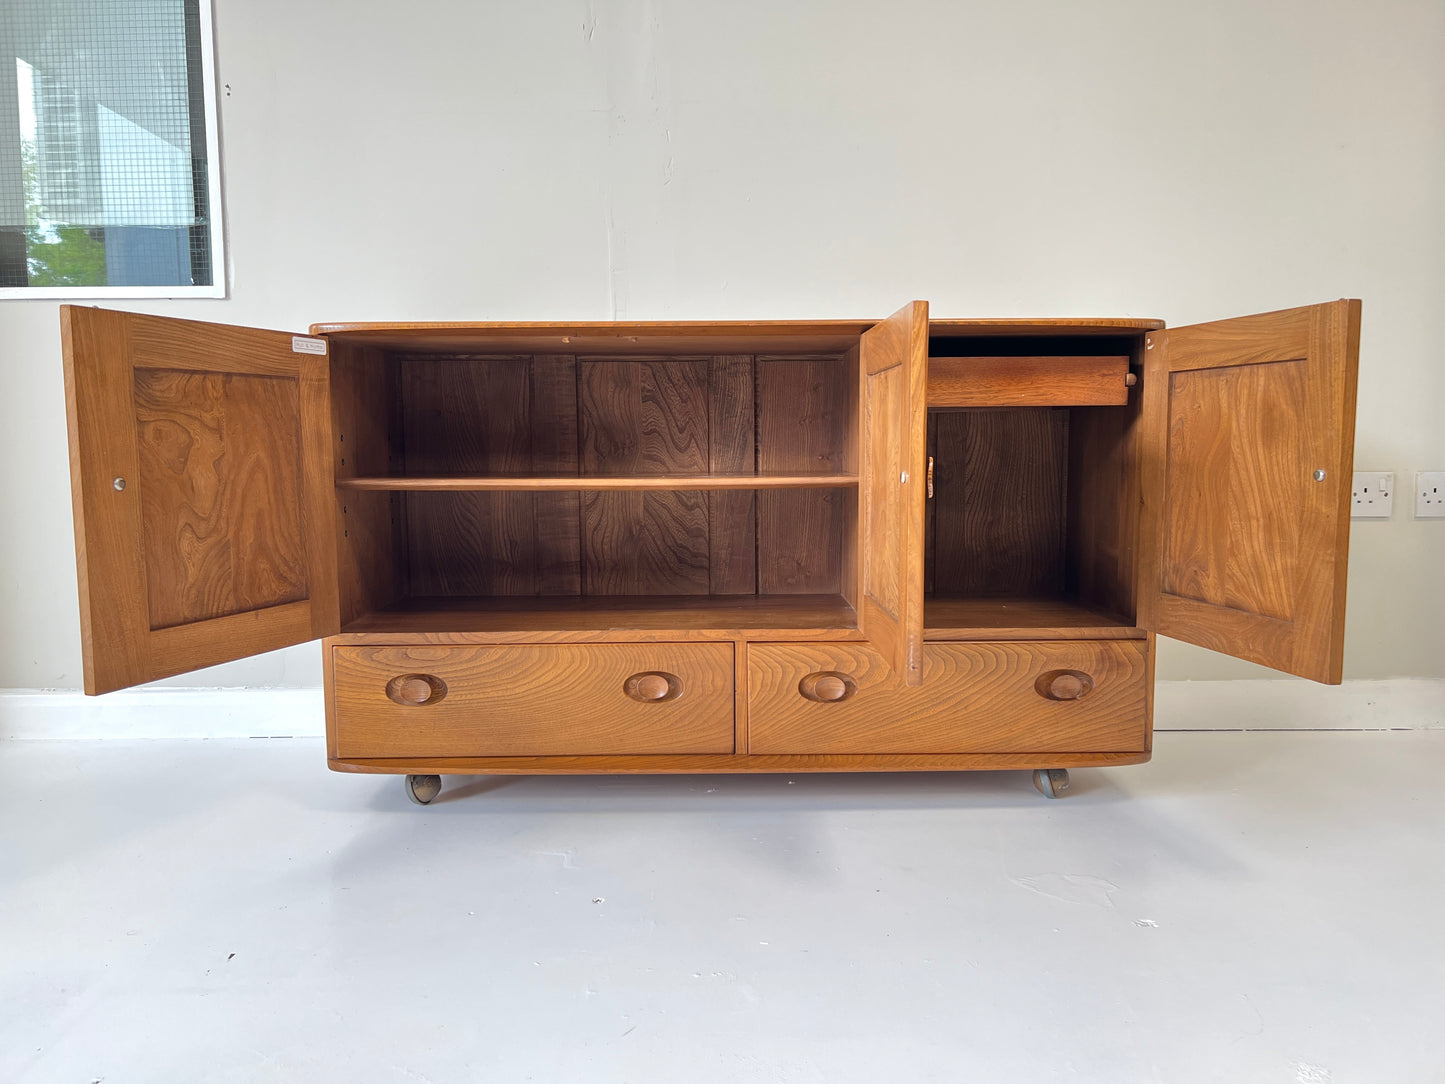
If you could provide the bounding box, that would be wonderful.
[1065,353,1144,623]
[748,640,1149,755]
[133,369,309,629]
[707,356,758,595]
[383,354,853,599]
[399,355,581,597]
[328,750,1154,775]
[756,356,853,593]
[337,474,862,491]
[337,593,858,639]
[307,318,1166,356]
[579,358,712,595]
[858,301,929,686]
[62,307,337,695]
[331,643,735,757]
[928,409,1069,598]
[332,596,1141,643]
[922,596,1142,639]
[927,356,1130,407]
[330,342,402,626]
[1138,301,1361,684]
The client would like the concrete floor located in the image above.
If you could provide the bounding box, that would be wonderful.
[1,731,1441,1082]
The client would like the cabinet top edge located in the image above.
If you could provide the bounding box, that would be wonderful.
[309,317,1165,336]
[307,317,1164,352]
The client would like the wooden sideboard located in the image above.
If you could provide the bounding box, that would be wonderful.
[60,300,1361,802]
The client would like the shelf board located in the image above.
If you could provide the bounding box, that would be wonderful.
[341,594,859,636]
[336,473,859,492]
[923,596,1144,640]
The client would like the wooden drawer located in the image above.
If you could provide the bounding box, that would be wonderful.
[332,643,734,757]
[748,640,1148,754]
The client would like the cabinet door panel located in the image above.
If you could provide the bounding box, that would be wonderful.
[859,301,929,685]
[1138,301,1360,683]
[63,307,338,693]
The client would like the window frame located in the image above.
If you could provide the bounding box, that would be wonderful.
[0,0,226,300]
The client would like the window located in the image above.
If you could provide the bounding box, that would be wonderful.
[0,0,224,297]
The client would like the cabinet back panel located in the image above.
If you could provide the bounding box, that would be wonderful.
[403,487,846,599]
[928,408,1068,597]
[708,356,757,595]
[757,357,852,594]
[374,353,853,601]
[579,358,711,595]
[1064,343,1143,621]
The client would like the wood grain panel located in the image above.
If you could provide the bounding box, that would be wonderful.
[928,356,1130,407]
[332,642,734,757]
[401,357,534,596]
[530,355,582,595]
[1139,301,1360,683]
[337,593,857,637]
[580,489,711,594]
[580,359,711,594]
[331,343,400,625]
[398,356,581,597]
[133,370,308,628]
[924,597,1141,639]
[859,302,928,685]
[1162,362,1305,620]
[61,307,336,694]
[400,356,532,474]
[757,357,851,594]
[748,640,1148,754]
[931,409,1068,597]
[708,356,757,594]
[1065,356,1142,622]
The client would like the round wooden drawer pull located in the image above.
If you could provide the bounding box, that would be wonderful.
[624,671,681,702]
[386,673,447,706]
[1036,669,1094,701]
[799,671,857,703]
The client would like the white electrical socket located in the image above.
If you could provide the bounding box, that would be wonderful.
[1416,472,1445,518]
[1352,472,1394,518]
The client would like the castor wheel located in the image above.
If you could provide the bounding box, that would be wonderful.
[1032,768,1070,799]
[404,774,442,805]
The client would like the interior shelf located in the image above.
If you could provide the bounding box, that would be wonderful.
[923,597,1141,640]
[340,594,858,635]
[336,473,859,492]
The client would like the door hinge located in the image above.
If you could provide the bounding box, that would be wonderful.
[926,456,934,499]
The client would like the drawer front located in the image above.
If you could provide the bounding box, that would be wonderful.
[749,640,1148,754]
[333,643,734,757]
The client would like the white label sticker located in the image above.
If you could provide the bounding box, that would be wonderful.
[291,336,327,355]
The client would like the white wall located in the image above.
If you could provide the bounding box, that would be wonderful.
[1,0,1441,689]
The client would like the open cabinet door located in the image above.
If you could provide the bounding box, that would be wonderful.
[1138,300,1361,683]
[63,307,338,694]
[858,301,929,685]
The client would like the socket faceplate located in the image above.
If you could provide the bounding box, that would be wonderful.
[1352,472,1394,518]
[1416,472,1445,518]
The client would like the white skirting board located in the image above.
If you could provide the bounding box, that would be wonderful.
[0,680,1440,741]
[0,688,327,740]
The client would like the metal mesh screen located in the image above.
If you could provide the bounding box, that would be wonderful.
[0,0,214,289]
